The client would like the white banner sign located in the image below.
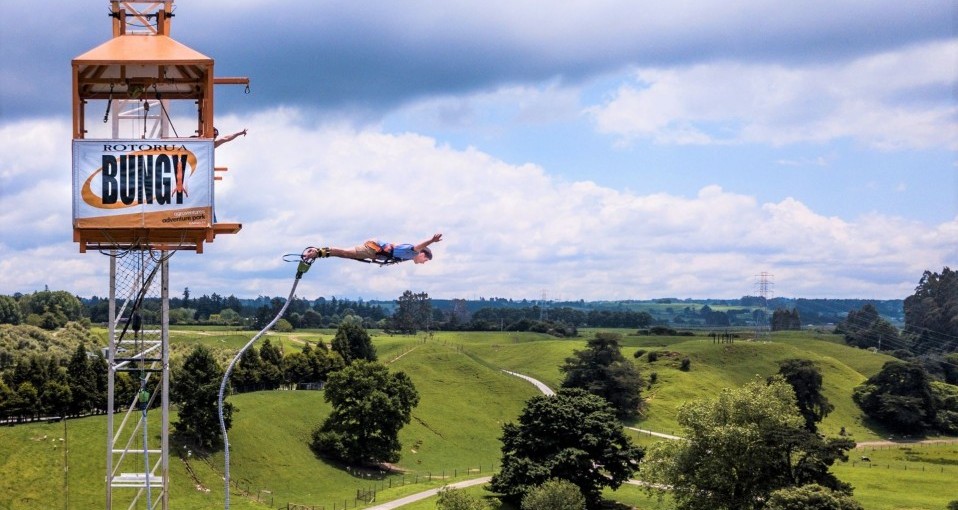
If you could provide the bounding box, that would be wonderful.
[72,139,214,229]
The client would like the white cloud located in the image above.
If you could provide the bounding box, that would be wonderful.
[589,39,958,150]
[0,113,952,300]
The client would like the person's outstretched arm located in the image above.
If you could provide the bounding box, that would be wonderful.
[214,128,248,147]
[414,233,443,253]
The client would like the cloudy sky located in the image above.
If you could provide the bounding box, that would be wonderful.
[1,1,955,302]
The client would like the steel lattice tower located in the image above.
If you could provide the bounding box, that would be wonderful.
[70,2,248,508]
[754,272,774,339]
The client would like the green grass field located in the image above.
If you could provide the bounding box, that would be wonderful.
[1,328,955,509]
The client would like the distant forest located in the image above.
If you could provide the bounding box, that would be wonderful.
[0,287,903,332]
[75,293,901,329]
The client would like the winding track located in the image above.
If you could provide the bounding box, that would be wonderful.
[364,370,660,509]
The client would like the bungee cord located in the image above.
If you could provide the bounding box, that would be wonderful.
[217,249,315,509]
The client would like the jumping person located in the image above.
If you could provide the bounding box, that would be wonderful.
[304,233,443,265]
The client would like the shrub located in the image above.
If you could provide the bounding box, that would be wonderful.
[647,351,659,362]
[649,326,677,336]
[437,487,489,510]
[273,318,293,332]
[521,479,586,510]
[680,357,691,371]
[633,349,646,359]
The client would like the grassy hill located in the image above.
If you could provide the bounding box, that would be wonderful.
[1,328,955,510]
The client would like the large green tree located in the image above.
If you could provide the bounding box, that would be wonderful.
[560,332,643,418]
[642,378,855,510]
[904,267,958,353]
[490,388,643,509]
[852,360,937,432]
[775,359,834,433]
[392,290,432,333]
[171,345,232,449]
[331,321,377,364]
[310,360,419,466]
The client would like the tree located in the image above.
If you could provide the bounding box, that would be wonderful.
[0,379,14,421]
[310,360,419,466]
[171,345,232,448]
[775,359,834,433]
[0,295,23,325]
[331,321,377,364]
[168,307,197,325]
[258,338,284,389]
[274,318,294,332]
[836,304,900,350]
[560,332,643,418]
[436,487,490,510]
[218,308,241,325]
[230,346,263,392]
[67,343,97,417]
[13,382,40,421]
[90,353,108,413]
[930,381,958,434]
[772,308,802,331]
[490,388,643,509]
[765,484,863,510]
[18,290,83,330]
[392,290,431,333]
[852,360,937,432]
[904,267,958,353]
[40,376,72,418]
[301,309,323,328]
[284,352,313,386]
[305,342,344,381]
[521,479,587,510]
[642,378,854,510]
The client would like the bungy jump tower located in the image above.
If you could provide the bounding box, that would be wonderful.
[70,2,248,508]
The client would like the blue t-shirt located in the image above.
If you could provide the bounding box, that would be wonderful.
[391,244,417,261]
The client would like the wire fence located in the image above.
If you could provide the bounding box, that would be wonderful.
[228,461,498,510]
[844,440,958,472]
[844,460,955,473]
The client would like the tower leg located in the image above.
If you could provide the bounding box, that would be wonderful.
[105,250,170,510]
